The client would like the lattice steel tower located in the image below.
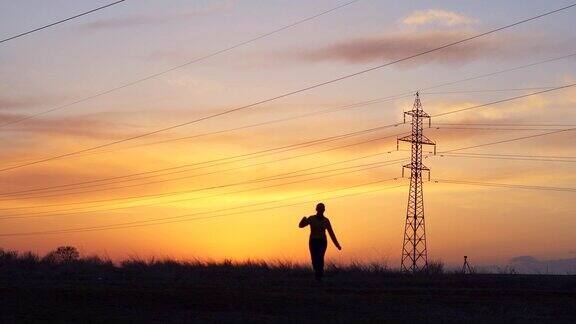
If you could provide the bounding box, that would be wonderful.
[397,92,436,272]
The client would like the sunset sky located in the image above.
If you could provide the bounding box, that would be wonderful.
[0,0,575,271]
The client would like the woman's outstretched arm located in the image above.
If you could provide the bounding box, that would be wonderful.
[326,220,342,250]
[299,216,310,228]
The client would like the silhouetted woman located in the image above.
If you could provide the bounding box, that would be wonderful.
[299,203,341,281]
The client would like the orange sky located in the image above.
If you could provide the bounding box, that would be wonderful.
[0,0,575,269]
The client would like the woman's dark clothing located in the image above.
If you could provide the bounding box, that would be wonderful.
[300,214,339,281]
[309,237,328,280]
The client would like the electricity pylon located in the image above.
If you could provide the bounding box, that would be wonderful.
[397,92,436,273]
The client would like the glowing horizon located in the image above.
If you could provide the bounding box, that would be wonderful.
[1,0,575,270]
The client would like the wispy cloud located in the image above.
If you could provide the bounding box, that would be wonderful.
[82,0,237,30]
[0,112,139,140]
[402,9,477,27]
[290,30,562,66]
[0,96,60,111]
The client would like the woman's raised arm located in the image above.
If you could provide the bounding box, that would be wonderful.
[299,216,309,228]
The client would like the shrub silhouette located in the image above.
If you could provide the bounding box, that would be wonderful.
[44,246,80,264]
[0,249,18,263]
[425,259,445,275]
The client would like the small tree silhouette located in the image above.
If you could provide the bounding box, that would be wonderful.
[425,259,445,275]
[44,246,80,264]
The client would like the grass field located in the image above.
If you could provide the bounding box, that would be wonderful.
[1,248,575,322]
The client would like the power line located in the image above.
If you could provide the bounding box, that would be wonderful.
[433,179,576,193]
[0,126,407,196]
[2,93,411,165]
[13,166,576,236]
[0,122,402,176]
[418,52,576,92]
[0,133,407,199]
[0,0,362,127]
[0,55,568,219]
[0,146,403,201]
[1,82,573,182]
[422,86,556,94]
[434,126,566,131]
[2,3,573,172]
[438,154,576,163]
[6,174,576,236]
[5,123,572,224]
[22,116,571,200]
[0,156,407,212]
[2,80,574,200]
[2,79,573,198]
[50,85,573,159]
[431,83,576,118]
[8,86,556,163]
[59,83,572,170]
[434,122,576,127]
[0,0,127,44]
[442,152,576,159]
[0,179,407,236]
[3,122,575,232]
[0,162,407,220]
[4,50,574,167]
[438,127,576,154]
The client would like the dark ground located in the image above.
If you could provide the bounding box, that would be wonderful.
[0,254,575,322]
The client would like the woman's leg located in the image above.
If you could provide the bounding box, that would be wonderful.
[317,239,327,280]
[309,238,328,280]
[309,239,320,280]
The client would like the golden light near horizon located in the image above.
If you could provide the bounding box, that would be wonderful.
[0,0,575,272]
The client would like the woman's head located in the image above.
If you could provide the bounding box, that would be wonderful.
[315,203,325,215]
